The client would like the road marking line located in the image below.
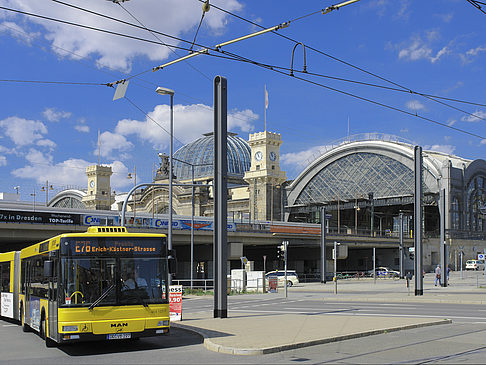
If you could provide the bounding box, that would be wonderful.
[2,324,16,327]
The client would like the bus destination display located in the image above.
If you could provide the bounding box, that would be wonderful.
[62,238,164,256]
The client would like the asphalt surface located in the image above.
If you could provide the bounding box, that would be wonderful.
[1,270,486,363]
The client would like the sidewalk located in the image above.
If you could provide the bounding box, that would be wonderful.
[171,273,480,355]
[292,271,486,304]
[173,310,450,355]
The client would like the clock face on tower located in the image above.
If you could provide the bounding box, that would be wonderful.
[269,151,277,161]
[255,151,263,161]
[89,180,95,188]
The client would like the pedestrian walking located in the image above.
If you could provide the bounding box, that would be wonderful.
[434,264,441,286]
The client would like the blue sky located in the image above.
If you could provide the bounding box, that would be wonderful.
[1,0,486,202]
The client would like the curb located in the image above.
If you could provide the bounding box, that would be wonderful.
[173,318,452,356]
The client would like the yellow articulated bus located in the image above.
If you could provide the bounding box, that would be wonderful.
[0,226,175,347]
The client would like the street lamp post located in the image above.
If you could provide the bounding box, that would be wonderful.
[156,87,175,258]
[127,167,136,221]
[41,180,53,206]
[30,190,36,211]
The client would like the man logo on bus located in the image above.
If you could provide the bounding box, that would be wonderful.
[111,322,128,328]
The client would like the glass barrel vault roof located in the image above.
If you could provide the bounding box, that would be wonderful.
[295,152,418,204]
[172,133,251,180]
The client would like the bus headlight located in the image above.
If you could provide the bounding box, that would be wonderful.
[157,320,169,327]
[62,325,78,332]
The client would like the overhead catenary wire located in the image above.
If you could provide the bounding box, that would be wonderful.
[466,0,486,15]
[3,3,486,140]
[0,79,109,86]
[37,2,486,111]
[113,0,212,81]
[195,0,486,121]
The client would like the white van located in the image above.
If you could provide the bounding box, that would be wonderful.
[466,259,486,270]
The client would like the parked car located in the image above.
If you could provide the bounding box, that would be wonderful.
[367,267,400,278]
[265,270,299,287]
[466,259,486,271]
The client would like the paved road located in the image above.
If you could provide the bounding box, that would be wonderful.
[182,293,486,324]
[2,273,486,364]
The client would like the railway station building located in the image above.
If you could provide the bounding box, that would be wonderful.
[39,131,486,277]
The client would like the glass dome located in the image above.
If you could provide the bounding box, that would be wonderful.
[173,132,251,180]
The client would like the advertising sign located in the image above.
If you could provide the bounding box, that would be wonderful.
[169,285,183,322]
[0,292,14,319]
[83,215,120,226]
[0,210,80,225]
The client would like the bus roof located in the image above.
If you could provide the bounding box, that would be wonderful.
[0,251,16,262]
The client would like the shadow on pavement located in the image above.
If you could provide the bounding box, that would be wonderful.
[59,327,203,356]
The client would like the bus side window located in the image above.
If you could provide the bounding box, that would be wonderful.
[31,255,49,299]
[0,262,11,292]
[21,260,27,295]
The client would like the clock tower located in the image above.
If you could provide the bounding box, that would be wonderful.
[244,131,286,221]
[82,165,113,210]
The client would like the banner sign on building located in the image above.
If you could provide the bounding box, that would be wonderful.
[169,285,183,321]
[0,210,80,225]
[83,215,120,226]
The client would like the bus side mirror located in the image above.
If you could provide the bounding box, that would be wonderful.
[168,249,177,274]
[44,260,53,277]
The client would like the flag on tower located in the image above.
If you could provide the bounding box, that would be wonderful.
[265,85,269,110]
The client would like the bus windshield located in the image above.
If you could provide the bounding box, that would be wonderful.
[60,257,168,307]
[59,236,168,307]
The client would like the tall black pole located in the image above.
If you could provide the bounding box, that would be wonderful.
[399,212,404,279]
[440,188,448,287]
[213,76,228,318]
[320,206,327,283]
[414,146,423,295]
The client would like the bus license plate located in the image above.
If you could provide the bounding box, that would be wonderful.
[107,333,131,340]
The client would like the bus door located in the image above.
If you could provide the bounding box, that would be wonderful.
[22,259,31,326]
[47,256,58,341]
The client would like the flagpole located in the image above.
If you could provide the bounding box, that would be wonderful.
[98,129,101,166]
[264,85,268,132]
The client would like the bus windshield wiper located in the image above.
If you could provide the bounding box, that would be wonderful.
[89,283,116,310]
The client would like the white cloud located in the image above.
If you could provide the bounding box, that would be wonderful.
[405,100,426,112]
[424,144,456,155]
[466,46,486,57]
[11,154,131,190]
[461,110,486,123]
[0,155,6,166]
[42,108,72,122]
[0,116,47,146]
[281,145,328,169]
[114,103,257,150]
[436,13,453,23]
[36,139,57,149]
[460,45,486,63]
[75,124,90,133]
[0,21,40,45]
[397,34,449,63]
[4,0,242,72]
[97,131,134,160]
[75,118,90,133]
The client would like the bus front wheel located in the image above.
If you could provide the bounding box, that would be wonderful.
[40,316,56,348]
